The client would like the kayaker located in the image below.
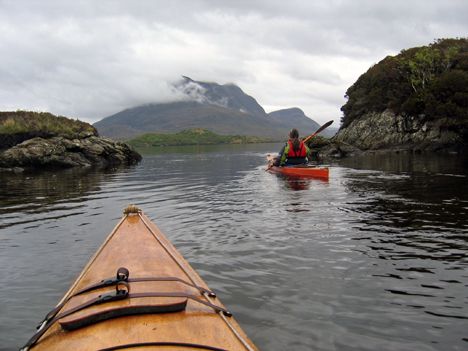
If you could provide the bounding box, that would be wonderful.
[273,128,311,167]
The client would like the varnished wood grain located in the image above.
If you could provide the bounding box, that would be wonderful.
[30,212,258,351]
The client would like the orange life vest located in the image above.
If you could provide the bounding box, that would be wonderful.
[286,140,307,164]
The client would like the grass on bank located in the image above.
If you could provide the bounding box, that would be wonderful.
[0,111,97,138]
[127,129,277,147]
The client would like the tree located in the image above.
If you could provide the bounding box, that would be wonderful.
[440,45,459,72]
[397,47,441,94]
[340,38,468,127]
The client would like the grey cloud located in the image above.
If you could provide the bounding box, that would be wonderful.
[0,0,467,125]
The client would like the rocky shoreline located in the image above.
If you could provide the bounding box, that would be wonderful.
[306,109,468,159]
[0,132,142,171]
[2,106,466,172]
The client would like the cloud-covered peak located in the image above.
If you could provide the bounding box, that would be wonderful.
[172,77,209,104]
[0,1,466,125]
[171,76,253,113]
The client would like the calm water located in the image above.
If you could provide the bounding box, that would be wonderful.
[1,143,467,351]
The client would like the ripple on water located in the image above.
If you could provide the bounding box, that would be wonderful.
[1,149,468,350]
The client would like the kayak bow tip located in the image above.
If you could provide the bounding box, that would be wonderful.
[123,204,141,214]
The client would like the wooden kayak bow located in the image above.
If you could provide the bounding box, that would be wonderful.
[21,205,258,351]
[265,120,334,171]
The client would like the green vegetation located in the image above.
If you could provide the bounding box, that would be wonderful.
[127,129,276,147]
[0,111,97,138]
[341,38,468,128]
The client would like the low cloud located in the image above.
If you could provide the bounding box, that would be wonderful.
[0,1,466,125]
[171,79,209,104]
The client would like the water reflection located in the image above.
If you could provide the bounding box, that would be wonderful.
[1,146,468,350]
[0,165,137,229]
[272,173,329,191]
[339,152,468,175]
[339,153,468,344]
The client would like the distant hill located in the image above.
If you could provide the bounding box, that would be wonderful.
[94,101,285,140]
[94,77,334,141]
[267,108,336,138]
[127,129,275,147]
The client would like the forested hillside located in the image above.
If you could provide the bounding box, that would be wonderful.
[341,38,468,130]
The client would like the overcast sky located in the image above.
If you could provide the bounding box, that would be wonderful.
[1,1,467,126]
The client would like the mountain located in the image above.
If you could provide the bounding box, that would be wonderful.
[267,108,336,138]
[93,76,333,141]
[179,76,267,117]
[94,101,283,140]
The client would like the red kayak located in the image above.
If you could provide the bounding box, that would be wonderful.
[266,155,329,179]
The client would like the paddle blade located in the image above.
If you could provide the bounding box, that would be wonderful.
[314,120,334,135]
[304,120,334,143]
